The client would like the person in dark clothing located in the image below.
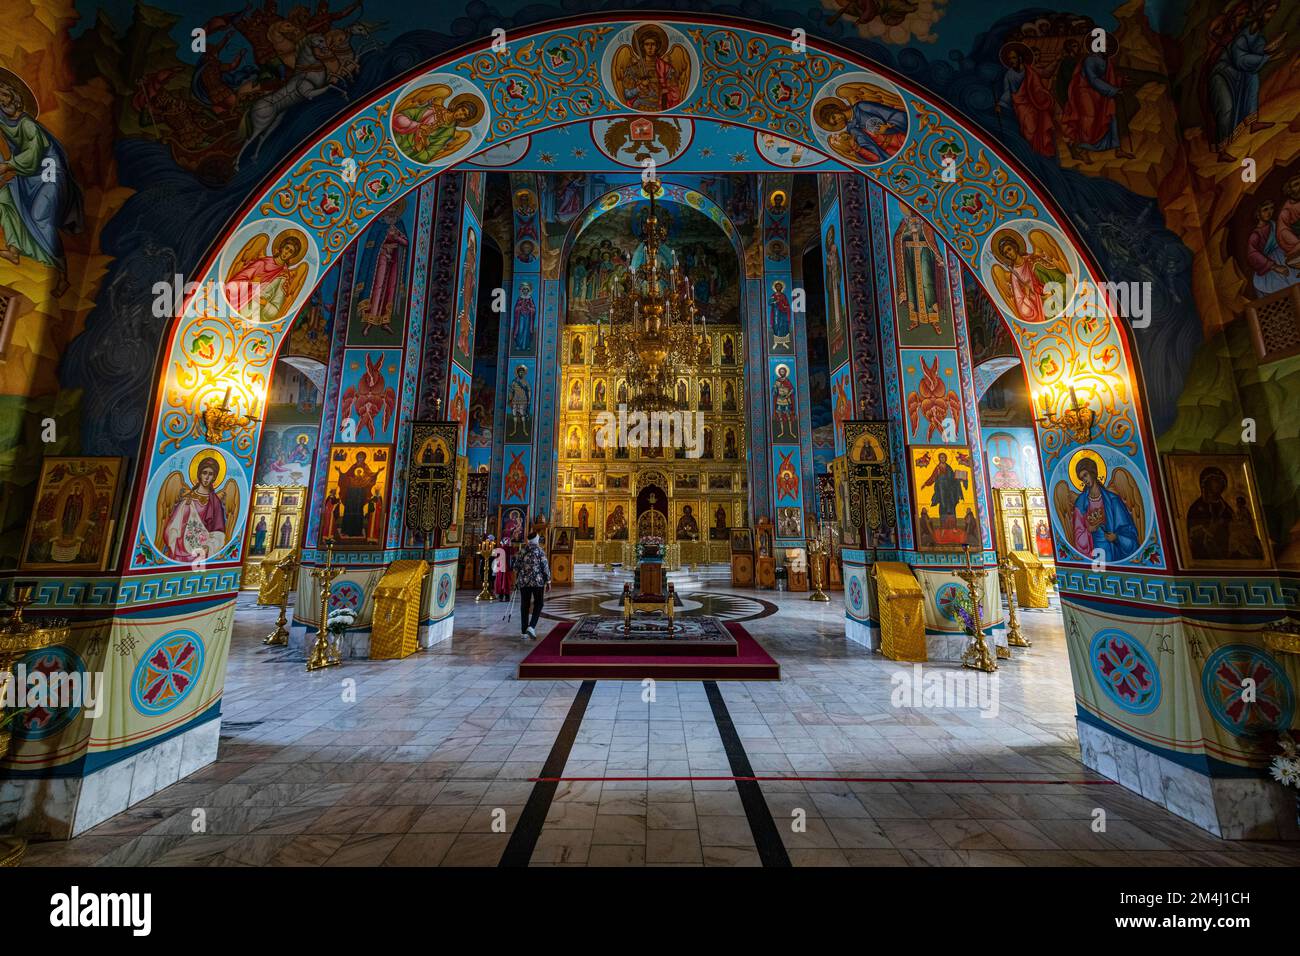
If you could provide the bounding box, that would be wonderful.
[512,531,551,639]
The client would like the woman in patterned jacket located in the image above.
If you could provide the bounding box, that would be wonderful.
[511,532,551,640]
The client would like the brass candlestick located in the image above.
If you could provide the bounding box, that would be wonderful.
[476,536,494,602]
[999,556,1031,648]
[307,541,344,672]
[1,583,70,867]
[263,550,299,647]
[957,547,997,673]
[807,524,830,602]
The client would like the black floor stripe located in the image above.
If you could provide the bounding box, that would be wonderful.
[498,679,595,867]
[703,681,792,867]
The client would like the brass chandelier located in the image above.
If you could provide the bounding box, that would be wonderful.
[594,181,709,412]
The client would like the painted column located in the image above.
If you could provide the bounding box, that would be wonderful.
[496,174,543,538]
[291,179,439,653]
[849,181,1002,660]
[421,170,486,642]
[757,174,806,550]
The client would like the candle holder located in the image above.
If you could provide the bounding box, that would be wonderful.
[1262,615,1300,656]
[806,523,830,603]
[307,541,344,672]
[998,555,1031,648]
[476,536,495,603]
[1,583,70,867]
[263,550,299,646]
[957,547,997,673]
[199,385,260,444]
[1036,386,1094,444]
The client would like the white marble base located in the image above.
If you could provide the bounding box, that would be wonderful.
[844,617,877,649]
[288,622,371,659]
[1077,719,1300,840]
[0,719,221,840]
[926,631,1000,662]
[420,616,454,647]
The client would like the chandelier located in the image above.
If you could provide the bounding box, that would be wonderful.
[595,181,710,412]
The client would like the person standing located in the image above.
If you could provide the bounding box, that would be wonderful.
[492,537,511,601]
[512,532,551,640]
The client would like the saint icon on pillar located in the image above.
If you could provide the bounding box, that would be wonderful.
[506,365,532,441]
[512,282,536,353]
[825,223,847,357]
[771,364,797,441]
[893,214,948,338]
[357,200,410,338]
[769,280,792,351]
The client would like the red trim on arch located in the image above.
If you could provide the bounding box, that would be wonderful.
[122,12,1166,580]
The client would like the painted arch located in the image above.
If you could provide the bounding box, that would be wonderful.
[126,14,1165,582]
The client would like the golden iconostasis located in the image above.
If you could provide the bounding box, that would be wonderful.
[554,322,749,564]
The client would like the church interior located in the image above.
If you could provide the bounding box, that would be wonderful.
[3,0,1300,886]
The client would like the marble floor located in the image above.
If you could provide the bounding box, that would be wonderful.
[19,579,1300,867]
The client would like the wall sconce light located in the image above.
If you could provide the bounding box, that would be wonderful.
[1037,385,1094,444]
[200,384,262,444]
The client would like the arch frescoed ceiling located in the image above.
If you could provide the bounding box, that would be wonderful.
[114,13,1167,579]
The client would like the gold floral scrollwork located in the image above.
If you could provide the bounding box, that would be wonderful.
[259,116,411,267]
[686,28,842,135]
[462,28,611,137]
[888,104,1034,257]
[158,314,274,466]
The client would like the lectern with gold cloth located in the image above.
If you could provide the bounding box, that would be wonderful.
[872,562,927,662]
[370,560,429,660]
[257,551,297,606]
[1008,550,1050,609]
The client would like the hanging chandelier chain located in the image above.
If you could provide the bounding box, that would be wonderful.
[598,183,709,412]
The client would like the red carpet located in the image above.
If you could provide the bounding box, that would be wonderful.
[519,620,780,681]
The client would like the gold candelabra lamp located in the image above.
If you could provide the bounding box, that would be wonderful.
[1036,385,1094,444]
[1262,615,1300,656]
[307,540,344,672]
[263,550,299,647]
[957,547,997,673]
[476,535,495,602]
[1,582,71,867]
[200,385,261,444]
[596,179,707,413]
[806,522,831,603]
[998,555,1031,649]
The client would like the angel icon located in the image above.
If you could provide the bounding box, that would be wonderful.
[224,228,309,323]
[812,80,907,166]
[155,451,241,563]
[989,227,1073,324]
[611,25,691,112]
[1053,451,1143,563]
[392,84,485,164]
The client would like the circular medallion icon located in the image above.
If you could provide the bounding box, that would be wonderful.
[131,630,205,717]
[1089,628,1161,715]
[600,23,699,113]
[934,582,970,622]
[14,645,85,740]
[329,581,365,614]
[1201,643,1294,737]
[810,72,908,167]
[390,73,490,167]
[848,576,864,614]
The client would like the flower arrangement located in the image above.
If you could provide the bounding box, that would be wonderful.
[325,608,356,637]
[1269,731,1299,790]
[950,587,984,637]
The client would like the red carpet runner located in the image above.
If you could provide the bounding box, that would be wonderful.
[518,621,780,681]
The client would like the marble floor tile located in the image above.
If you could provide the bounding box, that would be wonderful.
[23,584,1300,870]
